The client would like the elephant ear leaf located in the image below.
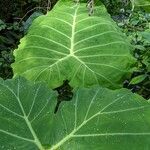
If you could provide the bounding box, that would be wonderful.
[12,2,136,89]
[0,77,150,149]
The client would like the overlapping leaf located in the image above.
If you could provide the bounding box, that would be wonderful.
[12,2,136,89]
[0,77,150,150]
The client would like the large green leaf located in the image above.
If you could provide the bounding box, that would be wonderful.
[12,2,136,89]
[0,77,150,150]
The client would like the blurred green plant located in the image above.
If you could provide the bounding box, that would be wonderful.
[118,10,150,99]
[0,0,58,79]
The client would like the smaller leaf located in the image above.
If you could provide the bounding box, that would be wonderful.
[0,19,6,31]
[134,45,145,51]
[130,74,147,84]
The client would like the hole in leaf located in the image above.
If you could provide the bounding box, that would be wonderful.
[54,80,73,114]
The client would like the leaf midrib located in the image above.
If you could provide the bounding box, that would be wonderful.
[16,78,45,150]
[70,5,79,55]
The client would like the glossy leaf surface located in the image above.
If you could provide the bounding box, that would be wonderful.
[0,77,150,150]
